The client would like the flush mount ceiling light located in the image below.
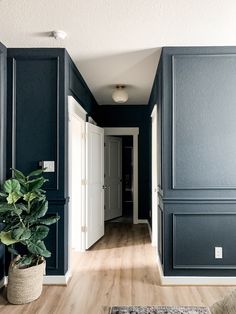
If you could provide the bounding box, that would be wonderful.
[52,30,67,40]
[112,85,128,103]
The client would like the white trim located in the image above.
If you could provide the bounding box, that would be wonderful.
[147,221,152,241]
[43,271,71,285]
[151,104,157,118]
[104,127,139,224]
[151,104,158,248]
[137,219,148,224]
[68,96,87,121]
[156,251,164,278]
[156,255,236,286]
[87,116,97,125]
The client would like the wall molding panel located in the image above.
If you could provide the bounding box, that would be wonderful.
[172,212,236,270]
[171,52,236,191]
[9,55,61,192]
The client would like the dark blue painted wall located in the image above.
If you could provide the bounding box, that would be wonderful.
[65,51,99,120]
[7,48,68,275]
[0,42,7,282]
[152,47,236,276]
[6,48,99,276]
[98,105,151,219]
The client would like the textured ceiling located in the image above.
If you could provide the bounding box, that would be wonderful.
[1,0,236,104]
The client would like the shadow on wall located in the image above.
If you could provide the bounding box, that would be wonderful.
[73,48,162,105]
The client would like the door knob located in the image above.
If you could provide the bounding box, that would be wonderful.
[102,185,107,190]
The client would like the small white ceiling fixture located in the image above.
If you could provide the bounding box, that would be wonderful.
[52,30,67,40]
[112,85,128,103]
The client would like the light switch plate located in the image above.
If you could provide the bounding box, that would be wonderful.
[40,161,55,173]
[215,247,223,259]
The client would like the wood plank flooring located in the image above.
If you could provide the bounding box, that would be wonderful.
[0,223,235,314]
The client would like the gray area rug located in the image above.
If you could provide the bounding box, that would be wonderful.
[110,306,210,314]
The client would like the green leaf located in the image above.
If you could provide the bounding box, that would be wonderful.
[31,201,48,220]
[31,225,49,240]
[38,215,60,225]
[0,192,7,198]
[0,203,14,213]
[0,231,19,245]
[21,229,31,240]
[12,227,25,240]
[38,189,46,193]
[12,227,31,241]
[28,178,48,192]
[8,246,19,256]
[11,168,26,182]
[23,192,37,203]
[7,192,22,204]
[28,169,44,178]
[27,240,51,257]
[4,179,21,194]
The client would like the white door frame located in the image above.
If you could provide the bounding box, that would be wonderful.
[151,104,158,247]
[104,127,139,224]
[68,96,87,276]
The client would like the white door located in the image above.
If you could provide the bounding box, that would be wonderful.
[151,105,158,247]
[86,122,104,249]
[69,113,85,251]
[104,136,122,221]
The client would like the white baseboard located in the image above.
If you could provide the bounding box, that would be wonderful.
[156,254,236,286]
[43,270,71,285]
[137,219,148,224]
[3,270,71,287]
[161,276,236,286]
[147,221,152,241]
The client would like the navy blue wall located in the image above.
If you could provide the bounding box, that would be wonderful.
[0,42,7,282]
[6,48,99,276]
[65,51,99,121]
[152,47,236,276]
[98,105,151,219]
[7,48,68,275]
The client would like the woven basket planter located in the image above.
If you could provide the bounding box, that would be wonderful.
[7,257,46,304]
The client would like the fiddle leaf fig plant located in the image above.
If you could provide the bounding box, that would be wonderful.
[0,168,60,268]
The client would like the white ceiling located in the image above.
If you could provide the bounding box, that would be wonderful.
[1,0,236,105]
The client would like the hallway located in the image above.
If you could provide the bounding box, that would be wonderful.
[0,223,234,314]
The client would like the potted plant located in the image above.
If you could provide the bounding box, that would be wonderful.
[0,168,60,304]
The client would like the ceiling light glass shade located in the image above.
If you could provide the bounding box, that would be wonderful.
[112,86,128,103]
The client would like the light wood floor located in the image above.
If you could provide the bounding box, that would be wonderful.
[0,223,234,314]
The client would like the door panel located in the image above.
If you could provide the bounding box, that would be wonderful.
[86,123,104,249]
[104,136,122,221]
